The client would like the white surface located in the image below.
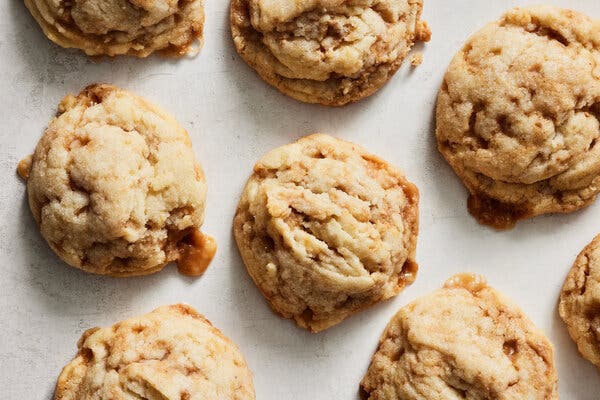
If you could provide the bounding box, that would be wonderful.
[1,0,599,398]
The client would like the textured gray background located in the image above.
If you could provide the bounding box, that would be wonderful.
[1,0,600,398]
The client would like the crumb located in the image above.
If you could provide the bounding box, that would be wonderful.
[411,52,424,67]
[416,20,432,42]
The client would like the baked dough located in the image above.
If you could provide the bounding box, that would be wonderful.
[436,5,600,229]
[18,84,216,277]
[54,304,255,400]
[233,134,419,332]
[559,234,600,369]
[360,273,558,399]
[24,0,204,57]
[230,0,431,106]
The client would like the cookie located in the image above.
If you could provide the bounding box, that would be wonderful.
[54,304,255,400]
[24,0,204,57]
[559,234,600,369]
[230,0,431,106]
[360,273,558,400]
[18,84,216,277]
[435,5,600,229]
[233,134,419,332]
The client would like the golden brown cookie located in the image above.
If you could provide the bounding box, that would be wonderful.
[18,84,216,277]
[435,5,600,229]
[559,234,600,369]
[54,304,255,400]
[360,273,558,400]
[230,0,431,106]
[233,134,419,332]
[24,0,204,57]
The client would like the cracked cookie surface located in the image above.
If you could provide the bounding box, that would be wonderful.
[24,0,204,57]
[230,0,431,106]
[435,5,600,229]
[54,304,255,400]
[19,84,215,277]
[233,134,419,332]
[360,273,558,400]
[559,234,600,369]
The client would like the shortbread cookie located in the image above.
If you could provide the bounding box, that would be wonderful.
[436,5,600,229]
[233,134,419,332]
[559,234,600,369]
[360,274,558,400]
[18,84,216,277]
[230,0,431,106]
[54,304,255,400]
[24,0,204,57]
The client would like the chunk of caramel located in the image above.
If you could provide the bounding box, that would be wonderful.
[177,230,217,276]
[17,155,33,180]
